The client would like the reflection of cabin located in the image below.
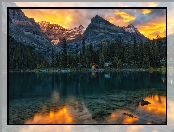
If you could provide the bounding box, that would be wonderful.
[161,74,166,83]
[91,72,97,77]
[104,73,110,79]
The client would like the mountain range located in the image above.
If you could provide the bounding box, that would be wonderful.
[8,8,149,56]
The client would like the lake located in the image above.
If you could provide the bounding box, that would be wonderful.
[9,71,166,124]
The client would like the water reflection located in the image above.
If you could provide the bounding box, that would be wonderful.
[104,73,110,79]
[9,71,166,99]
[122,116,138,124]
[51,91,60,103]
[25,106,72,124]
[107,110,139,124]
[138,95,166,115]
[91,72,97,78]
[9,71,166,124]
[161,74,166,83]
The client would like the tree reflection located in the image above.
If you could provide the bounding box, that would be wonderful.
[9,72,166,100]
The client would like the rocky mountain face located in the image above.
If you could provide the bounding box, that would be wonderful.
[38,21,84,45]
[123,24,147,42]
[84,15,148,48]
[9,9,49,38]
[9,9,53,60]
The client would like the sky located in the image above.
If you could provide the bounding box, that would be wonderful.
[14,2,173,39]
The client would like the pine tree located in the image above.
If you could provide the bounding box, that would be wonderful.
[81,38,86,68]
[82,38,85,55]
[98,42,105,67]
[51,47,55,68]
[124,41,132,68]
[62,37,67,68]
[142,42,150,68]
[56,53,61,68]
[75,43,79,65]
[89,42,93,64]
[133,36,138,68]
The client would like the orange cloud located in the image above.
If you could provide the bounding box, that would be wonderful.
[114,9,136,22]
[104,15,120,24]
[138,22,166,39]
[136,14,166,39]
[134,9,151,15]
[22,9,76,29]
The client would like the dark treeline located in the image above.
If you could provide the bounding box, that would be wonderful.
[53,37,166,69]
[9,36,49,70]
[9,35,166,70]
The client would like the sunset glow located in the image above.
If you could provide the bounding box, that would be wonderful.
[24,106,73,124]
[138,95,166,115]
[134,9,151,15]
[138,22,166,39]
[122,116,138,124]
[108,110,139,124]
[19,8,166,39]
[21,9,73,29]
[114,9,136,22]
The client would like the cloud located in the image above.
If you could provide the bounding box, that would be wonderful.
[134,9,151,15]
[18,7,166,39]
[129,9,166,25]
[114,9,136,22]
[135,14,166,39]
[22,9,88,29]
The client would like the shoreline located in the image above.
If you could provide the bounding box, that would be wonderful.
[8,67,166,73]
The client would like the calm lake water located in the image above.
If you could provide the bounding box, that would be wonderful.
[9,71,166,124]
